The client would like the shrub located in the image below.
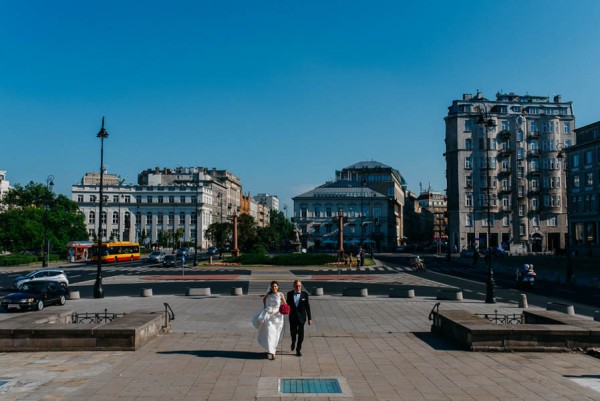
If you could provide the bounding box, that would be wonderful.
[0,254,37,267]
[271,253,337,266]
[226,253,272,265]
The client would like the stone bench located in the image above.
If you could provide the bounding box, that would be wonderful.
[186,287,211,296]
[436,289,463,301]
[342,287,368,297]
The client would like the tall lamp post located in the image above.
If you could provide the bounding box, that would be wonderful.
[557,146,573,282]
[476,106,496,304]
[94,117,109,299]
[232,209,240,257]
[193,172,200,266]
[42,175,54,267]
[337,209,344,260]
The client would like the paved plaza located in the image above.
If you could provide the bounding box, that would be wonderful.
[0,268,600,400]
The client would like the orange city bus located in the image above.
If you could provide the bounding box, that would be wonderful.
[90,242,141,263]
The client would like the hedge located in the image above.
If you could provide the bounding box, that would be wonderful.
[224,253,338,266]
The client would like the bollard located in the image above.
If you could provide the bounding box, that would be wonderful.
[230,287,243,296]
[547,302,575,315]
[342,287,368,297]
[436,289,463,301]
[140,288,153,297]
[389,288,415,298]
[69,290,80,300]
[518,293,528,308]
[186,287,211,296]
[311,287,324,296]
[209,256,213,265]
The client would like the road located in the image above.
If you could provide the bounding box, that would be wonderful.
[1,255,599,317]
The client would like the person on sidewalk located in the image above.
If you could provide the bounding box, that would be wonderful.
[286,280,312,357]
[252,280,287,360]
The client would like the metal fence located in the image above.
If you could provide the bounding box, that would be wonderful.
[72,309,126,324]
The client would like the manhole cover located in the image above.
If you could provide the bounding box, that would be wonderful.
[280,378,342,394]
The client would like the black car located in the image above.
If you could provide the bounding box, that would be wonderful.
[162,254,183,267]
[1,281,68,312]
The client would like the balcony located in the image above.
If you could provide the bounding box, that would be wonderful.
[527,131,540,139]
[499,130,511,139]
[498,148,512,157]
[528,188,540,195]
[528,168,542,176]
[499,187,512,194]
[517,192,525,198]
[528,149,540,158]
[498,167,512,176]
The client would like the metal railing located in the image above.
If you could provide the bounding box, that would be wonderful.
[164,303,175,328]
[476,310,523,324]
[72,309,126,324]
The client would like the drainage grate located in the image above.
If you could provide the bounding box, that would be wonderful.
[280,378,342,394]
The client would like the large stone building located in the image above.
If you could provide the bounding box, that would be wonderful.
[417,185,447,247]
[445,91,575,254]
[0,170,10,209]
[292,161,407,251]
[567,121,600,256]
[72,167,244,249]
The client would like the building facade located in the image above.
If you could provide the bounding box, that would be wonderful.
[73,167,249,249]
[253,193,279,211]
[241,192,271,227]
[567,121,600,256]
[293,161,407,251]
[417,185,448,247]
[0,170,10,210]
[445,91,575,254]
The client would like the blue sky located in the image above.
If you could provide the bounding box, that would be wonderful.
[2,1,600,210]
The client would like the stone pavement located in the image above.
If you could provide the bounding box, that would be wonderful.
[1,276,600,401]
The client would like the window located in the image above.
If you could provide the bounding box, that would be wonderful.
[191,212,197,225]
[532,215,540,227]
[564,122,571,134]
[313,225,321,234]
[518,205,525,216]
[90,195,97,203]
[573,175,580,188]
[168,212,174,224]
[112,212,119,224]
[465,138,472,149]
[180,196,186,203]
[518,167,525,178]
[158,212,163,225]
[180,212,185,224]
[586,172,594,186]
[101,211,107,224]
[517,148,524,160]
[112,195,119,203]
[502,196,510,210]
[89,211,96,224]
[530,121,538,132]
[518,185,525,197]
[501,120,509,131]
[301,208,307,218]
[465,193,473,207]
[136,212,141,225]
[502,216,509,227]
[147,196,153,204]
[517,130,524,142]
[465,214,473,227]
[465,156,472,169]
[482,215,494,227]
[520,224,526,236]
[585,150,593,165]
[464,119,473,131]
[551,176,560,188]
[146,212,152,224]
[314,207,320,218]
[572,154,579,168]
[531,197,539,210]
[548,215,558,226]
[77,195,84,202]
[326,207,332,217]
[169,196,174,203]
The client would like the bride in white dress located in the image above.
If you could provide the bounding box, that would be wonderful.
[253,281,287,360]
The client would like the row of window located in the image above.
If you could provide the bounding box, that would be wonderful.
[300,224,380,235]
[465,214,559,228]
[466,138,571,152]
[88,211,202,225]
[78,194,201,204]
[464,156,563,171]
[571,194,599,213]
[464,118,571,133]
[465,193,561,208]
[466,176,561,190]
[299,207,383,218]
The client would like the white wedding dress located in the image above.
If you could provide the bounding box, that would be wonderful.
[254,292,284,354]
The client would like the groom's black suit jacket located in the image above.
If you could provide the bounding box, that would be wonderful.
[286,290,311,324]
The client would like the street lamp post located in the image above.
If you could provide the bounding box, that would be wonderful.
[476,106,496,304]
[42,175,54,267]
[232,209,240,257]
[94,117,109,299]
[193,172,200,266]
[557,146,573,282]
[337,209,344,261]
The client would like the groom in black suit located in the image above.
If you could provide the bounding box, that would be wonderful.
[286,280,312,357]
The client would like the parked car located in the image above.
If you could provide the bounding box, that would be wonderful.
[162,254,183,267]
[147,251,167,263]
[12,269,69,289]
[207,247,219,256]
[2,281,68,312]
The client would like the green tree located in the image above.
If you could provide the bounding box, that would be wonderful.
[237,214,257,251]
[0,182,88,254]
[255,210,295,251]
[205,222,232,253]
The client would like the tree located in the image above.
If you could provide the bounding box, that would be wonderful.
[204,222,232,253]
[237,214,257,251]
[0,182,88,254]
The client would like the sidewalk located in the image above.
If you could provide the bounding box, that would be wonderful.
[1,282,600,400]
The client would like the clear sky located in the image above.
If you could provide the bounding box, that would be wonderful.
[2,1,600,210]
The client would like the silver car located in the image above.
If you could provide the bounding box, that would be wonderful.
[12,269,69,289]
[147,251,167,263]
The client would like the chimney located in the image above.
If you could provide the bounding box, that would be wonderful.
[463,93,472,100]
[554,94,562,103]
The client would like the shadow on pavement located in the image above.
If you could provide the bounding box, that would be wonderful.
[157,350,267,359]
[412,331,464,351]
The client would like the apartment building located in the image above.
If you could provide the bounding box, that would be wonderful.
[445,91,575,254]
[417,185,448,246]
[568,121,600,256]
[0,170,10,210]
